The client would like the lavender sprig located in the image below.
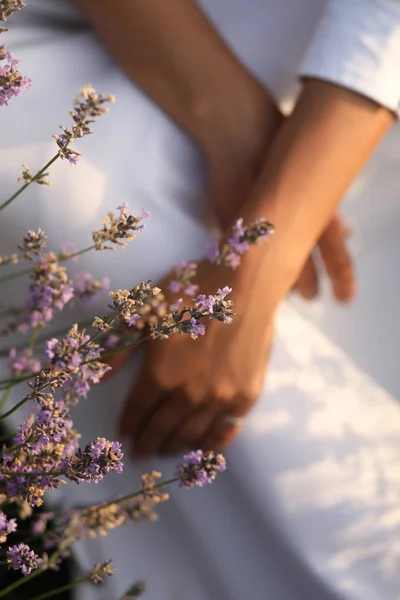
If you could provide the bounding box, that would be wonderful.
[0,0,26,21]
[0,49,30,108]
[27,562,115,600]
[0,85,114,211]
[0,229,47,267]
[208,217,275,269]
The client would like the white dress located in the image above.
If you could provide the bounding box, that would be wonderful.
[1,1,400,599]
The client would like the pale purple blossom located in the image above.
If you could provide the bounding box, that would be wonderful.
[73,272,110,305]
[31,512,54,535]
[6,543,40,576]
[9,348,41,376]
[176,450,226,489]
[0,50,31,107]
[188,318,206,339]
[167,261,198,297]
[0,510,17,543]
[194,294,216,314]
[64,437,124,484]
[19,253,74,331]
[208,218,275,269]
[59,241,78,262]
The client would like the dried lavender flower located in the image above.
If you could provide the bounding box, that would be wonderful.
[90,560,116,584]
[18,163,51,186]
[18,228,47,259]
[52,84,114,164]
[0,0,26,21]
[92,204,148,251]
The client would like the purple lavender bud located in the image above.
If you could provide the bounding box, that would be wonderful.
[168,280,182,294]
[188,318,206,338]
[6,543,40,576]
[175,450,226,489]
[0,511,17,543]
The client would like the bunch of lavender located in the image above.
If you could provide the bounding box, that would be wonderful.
[0,3,274,598]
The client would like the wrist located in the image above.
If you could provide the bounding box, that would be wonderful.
[189,69,280,159]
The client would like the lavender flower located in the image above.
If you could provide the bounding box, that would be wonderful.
[93,280,161,332]
[18,252,74,331]
[44,324,111,403]
[31,511,54,535]
[0,0,26,21]
[92,204,149,251]
[0,50,30,106]
[188,318,206,339]
[208,218,275,269]
[59,241,78,262]
[53,85,115,165]
[1,395,80,505]
[150,286,234,340]
[73,272,109,305]
[176,450,226,489]
[168,261,199,297]
[90,560,116,584]
[0,510,17,543]
[6,543,40,575]
[0,251,18,265]
[9,347,41,376]
[64,437,123,484]
[18,163,51,186]
[18,228,47,259]
[0,228,47,266]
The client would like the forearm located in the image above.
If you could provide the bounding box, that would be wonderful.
[74,0,270,153]
[237,79,394,310]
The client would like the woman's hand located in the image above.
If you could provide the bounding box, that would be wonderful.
[204,102,355,304]
[116,263,274,458]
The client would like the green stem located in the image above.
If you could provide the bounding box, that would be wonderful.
[0,394,30,422]
[29,573,92,600]
[0,154,59,213]
[0,565,46,597]
[28,328,40,351]
[85,476,179,514]
[0,375,31,390]
[0,547,63,598]
[0,386,13,412]
[0,245,95,285]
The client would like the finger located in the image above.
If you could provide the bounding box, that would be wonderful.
[319,214,356,302]
[199,400,248,451]
[159,404,215,456]
[293,255,319,300]
[132,390,194,458]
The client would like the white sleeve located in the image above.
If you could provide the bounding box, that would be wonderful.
[299,0,400,115]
